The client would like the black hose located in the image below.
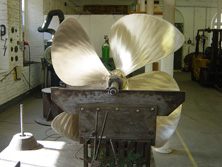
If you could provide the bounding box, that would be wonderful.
[38,10,64,36]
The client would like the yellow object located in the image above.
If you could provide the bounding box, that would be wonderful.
[192,55,210,80]
[176,130,198,167]
[14,66,22,80]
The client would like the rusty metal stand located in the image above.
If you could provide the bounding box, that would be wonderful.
[35,88,63,126]
[51,88,185,167]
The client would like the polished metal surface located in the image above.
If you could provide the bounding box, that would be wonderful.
[52,112,79,140]
[124,71,182,147]
[51,17,110,86]
[124,71,179,91]
[110,14,184,76]
[51,14,185,147]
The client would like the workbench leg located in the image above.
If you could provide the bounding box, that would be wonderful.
[84,144,88,167]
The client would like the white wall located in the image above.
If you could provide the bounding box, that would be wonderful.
[0,0,43,106]
[24,0,44,62]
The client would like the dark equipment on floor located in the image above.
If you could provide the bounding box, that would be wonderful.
[38,10,64,87]
[191,28,222,87]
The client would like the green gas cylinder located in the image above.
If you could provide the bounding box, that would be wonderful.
[102,35,110,65]
[102,35,115,71]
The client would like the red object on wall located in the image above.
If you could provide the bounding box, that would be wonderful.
[24,41,29,45]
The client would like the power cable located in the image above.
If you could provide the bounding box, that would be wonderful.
[22,73,33,89]
[0,67,17,82]
[22,73,42,98]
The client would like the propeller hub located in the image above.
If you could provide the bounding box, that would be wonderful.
[108,69,126,96]
[108,76,123,96]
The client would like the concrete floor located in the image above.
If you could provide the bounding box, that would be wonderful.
[0,72,222,167]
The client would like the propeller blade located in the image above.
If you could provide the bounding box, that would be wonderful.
[124,71,179,91]
[52,17,110,86]
[51,82,108,141]
[51,112,79,140]
[124,71,182,147]
[110,14,184,76]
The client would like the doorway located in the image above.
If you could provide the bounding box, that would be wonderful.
[174,9,184,70]
[174,23,184,70]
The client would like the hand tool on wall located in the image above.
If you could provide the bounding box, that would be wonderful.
[3,38,7,56]
[1,24,6,40]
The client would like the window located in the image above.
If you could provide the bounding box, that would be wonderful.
[212,13,222,29]
[22,0,25,26]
